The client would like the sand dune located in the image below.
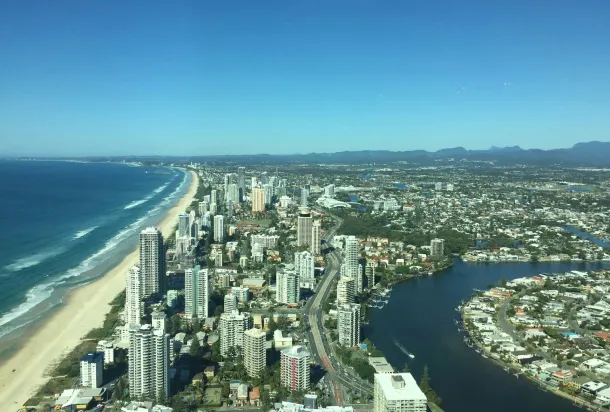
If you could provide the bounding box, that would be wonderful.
[0,170,199,409]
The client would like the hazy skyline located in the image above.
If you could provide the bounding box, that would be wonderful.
[1,1,609,156]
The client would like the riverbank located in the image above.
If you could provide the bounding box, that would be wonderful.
[0,170,199,409]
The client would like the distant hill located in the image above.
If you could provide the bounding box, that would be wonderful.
[31,140,610,166]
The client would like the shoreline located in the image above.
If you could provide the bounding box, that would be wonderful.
[0,169,199,409]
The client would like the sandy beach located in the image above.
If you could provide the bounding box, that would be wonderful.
[0,169,199,410]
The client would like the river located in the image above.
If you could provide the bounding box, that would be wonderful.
[364,260,610,412]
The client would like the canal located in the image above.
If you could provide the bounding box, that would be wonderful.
[364,260,610,412]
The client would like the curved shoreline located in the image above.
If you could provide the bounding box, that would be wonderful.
[0,169,199,409]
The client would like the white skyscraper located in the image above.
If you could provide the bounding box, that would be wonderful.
[252,187,265,213]
[211,189,218,206]
[430,238,445,258]
[224,173,232,194]
[224,293,237,313]
[311,221,321,255]
[244,328,267,378]
[300,187,309,208]
[276,269,300,305]
[297,211,313,248]
[185,266,209,320]
[139,227,165,296]
[324,184,335,197]
[337,276,356,306]
[128,324,170,400]
[338,303,361,347]
[294,251,315,284]
[227,183,239,204]
[219,309,248,357]
[80,352,104,388]
[198,201,209,216]
[214,215,224,243]
[374,373,427,412]
[263,184,273,205]
[342,236,362,294]
[281,346,310,391]
[125,265,143,326]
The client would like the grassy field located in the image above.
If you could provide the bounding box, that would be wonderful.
[205,387,222,406]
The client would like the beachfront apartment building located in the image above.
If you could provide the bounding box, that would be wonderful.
[80,351,104,388]
[185,265,209,320]
[214,215,224,243]
[373,373,427,412]
[338,303,361,347]
[128,324,170,400]
[139,227,165,296]
[297,211,312,248]
[244,328,267,378]
[125,265,143,325]
[281,345,310,391]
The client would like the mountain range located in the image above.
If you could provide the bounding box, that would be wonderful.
[24,141,610,166]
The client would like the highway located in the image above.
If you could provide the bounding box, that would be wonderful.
[303,211,374,405]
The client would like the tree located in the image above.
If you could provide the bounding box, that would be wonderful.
[190,337,201,357]
[402,363,410,373]
[419,364,442,406]
[157,387,167,405]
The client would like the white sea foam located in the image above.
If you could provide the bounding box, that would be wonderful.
[73,226,99,240]
[0,283,54,331]
[124,182,170,210]
[5,250,63,272]
[0,170,189,336]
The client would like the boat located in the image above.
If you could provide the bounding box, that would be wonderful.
[393,339,415,359]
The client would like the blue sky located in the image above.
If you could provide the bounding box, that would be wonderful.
[1,0,609,156]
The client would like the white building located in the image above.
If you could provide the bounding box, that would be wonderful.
[251,234,280,249]
[342,236,363,293]
[219,310,249,357]
[224,293,237,313]
[231,286,250,303]
[430,239,444,258]
[152,311,166,333]
[324,184,335,197]
[244,328,267,378]
[125,265,143,326]
[276,269,300,305]
[383,199,400,212]
[337,276,356,306]
[263,184,274,205]
[301,187,309,208]
[252,187,265,213]
[279,195,292,208]
[295,251,315,285]
[199,201,209,215]
[338,304,361,347]
[297,211,313,248]
[214,215,224,243]
[80,352,104,388]
[97,340,115,365]
[227,183,239,204]
[128,324,170,400]
[311,221,321,255]
[373,373,427,412]
[185,266,209,320]
[178,213,190,238]
[139,227,165,296]
[281,345,310,391]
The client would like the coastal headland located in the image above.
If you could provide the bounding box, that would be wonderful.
[0,170,199,409]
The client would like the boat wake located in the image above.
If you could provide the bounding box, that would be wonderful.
[393,338,415,359]
[73,226,99,240]
[0,170,189,338]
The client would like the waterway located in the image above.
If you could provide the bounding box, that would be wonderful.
[364,260,610,412]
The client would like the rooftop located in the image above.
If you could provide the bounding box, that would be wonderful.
[374,373,427,401]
